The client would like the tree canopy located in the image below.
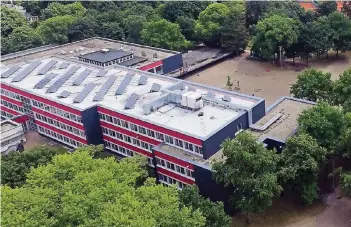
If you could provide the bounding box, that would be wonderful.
[37,15,77,44]
[1,147,206,227]
[333,67,351,112]
[291,68,333,102]
[1,146,65,188]
[297,102,346,150]
[141,19,190,51]
[317,1,337,17]
[194,3,230,47]
[213,132,282,218]
[1,6,27,37]
[40,2,86,20]
[279,133,327,205]
[252,14,299,59]
[328,12,351,57]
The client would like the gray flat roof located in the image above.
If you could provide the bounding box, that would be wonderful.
[79,49,132,63]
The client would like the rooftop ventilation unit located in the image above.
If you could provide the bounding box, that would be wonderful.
[181,91,204,110]
[138,75,148,85]
[101,48,109,53]
[222,95,231,102]
[125,93,140,109]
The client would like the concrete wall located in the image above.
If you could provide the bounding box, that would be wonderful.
[251,99,266,124]
[162,53,183,74]
[202,112,248,159]
[81,106,104,145]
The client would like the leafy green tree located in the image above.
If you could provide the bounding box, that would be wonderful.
[213,132,282,221]
[279,134,327,205]
[265,1,307,22]
[342,1,351,19]
[309,16,333,58]
[176,16,197,41]
[340,172,351,197]
[245,1,270,26]
[100,22,125,41]
[141,19,190,51]
[1,6,27,37]
[2,26,43,54]
[1,146,65,188]
[21,0,49,16]
[298,102,345,150]
[252,14,299,60]
[179,186,231,227]
[291,68,334,102]
[37,15,77,44]
[163,1,208,22]
[1,147,205,227]
[68,16,98,42]
[317,1,337,17]
[220,5,249,54]
[123,15,147,44]
[41,2,86,20]
[333,67,351,112]
[338,113,351,157]
[328,12,351,58]
[120,3,161,22]
[194,3,230,47]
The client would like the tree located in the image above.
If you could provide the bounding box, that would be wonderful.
[163,1,208,22]
[2,26,43,54]
[279,134,327,205]
[1,147,205,227]
[213,132,282,221]
[176,16,196,41]
[141,19,190,51]
[21,1,49,16]
[100,22,125,41]
[68,17,98,42]
[298,102,345,150]
[342,1,351,19]
[338,113,351,157]
[1,146,65,188]
[179,186,231,227]
[1,6,27,37]
[252,14,299,60]
[194,3,230,47]
[328,12,351,58]
[340,172,351,197]
[220,6,249,54]
[123,15,147,44]
[41,2,86,20]
[333,67,351,112]
[291,68,334,102]
[317,1,337,17]
[37,15,77,44]
[245,1,270,27]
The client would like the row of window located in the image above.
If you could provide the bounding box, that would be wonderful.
[35,113,85,138]
[99,113,203,156]
[105,141,153,166]
[1,100,24,113]
[80,55,133,67]
[102,127,152,152]
[156,157,194,179]
[37,125,84,148]
[158,173,189,189]
[31,100,82,123]
[1,88,21,101]
[1,110,14,119]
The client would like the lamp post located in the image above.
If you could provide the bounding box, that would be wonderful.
[279,46,282,70]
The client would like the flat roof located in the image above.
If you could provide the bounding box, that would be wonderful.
[1,57,262,139]
[1,37,179,68]
[250,97,315,142]
[1,120,20,132]
[79,49,133,63]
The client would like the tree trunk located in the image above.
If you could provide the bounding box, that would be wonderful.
[326,52,329,59]
[306,56,309,65]
[336,50,339,59]
[246,213,252,224]
[293,56,295,64]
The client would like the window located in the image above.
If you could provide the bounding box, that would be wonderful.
[138,126,146,134]
[130,123,138,132]
[147,129,155,138]
[133,138,140,146]
[107,115,113,123]
[124,135,131,143]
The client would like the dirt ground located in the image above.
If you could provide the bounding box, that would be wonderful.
[185,51,351,106]
[23,130,66,151]
[232,191,351,227]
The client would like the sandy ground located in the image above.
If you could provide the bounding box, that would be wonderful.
[23,130,65,151]
[185,51,351,106]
